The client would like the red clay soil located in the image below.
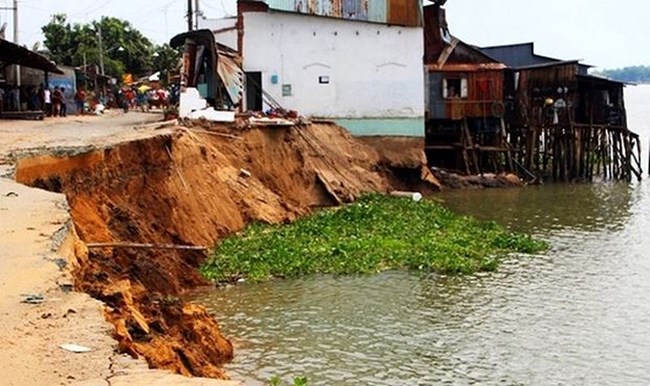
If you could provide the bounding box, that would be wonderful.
[13,122,434,379]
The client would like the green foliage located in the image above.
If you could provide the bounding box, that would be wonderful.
[292,377,308,386]
[202,194,548,283]
[42,14,178,79]
[268,376,309,386]
[593,65,650,84]
[153,44,182,86]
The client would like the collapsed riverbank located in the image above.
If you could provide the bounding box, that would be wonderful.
[1,114,526,383]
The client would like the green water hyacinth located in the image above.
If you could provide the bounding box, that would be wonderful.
[201,194,548,283]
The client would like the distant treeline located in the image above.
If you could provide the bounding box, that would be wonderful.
[594,66,650,84]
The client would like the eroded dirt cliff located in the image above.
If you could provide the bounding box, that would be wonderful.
[13,122,434,378]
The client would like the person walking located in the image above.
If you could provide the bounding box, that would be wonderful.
[52,87,62,117]
[29,87,40,111]
[37,84,45,111]
[43,87,52,117]
[74,87,86,115]
[9,86,20,111]
[59,87,68,117]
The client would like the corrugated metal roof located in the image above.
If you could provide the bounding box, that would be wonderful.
[479,43,557,69]
[265,0,294,11]
[343,0,368,20]
[427,63,506,72]
[0,38,64,74]
[514,60,579,71]
[260,0,421,26]
[577,74,630,86]
[367,0,387,22]
[216,49,244,105]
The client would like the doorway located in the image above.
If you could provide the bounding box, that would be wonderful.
[245,72,263,112]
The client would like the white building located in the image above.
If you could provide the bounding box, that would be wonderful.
[197,0,425,137]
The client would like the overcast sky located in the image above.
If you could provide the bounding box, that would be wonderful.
[0,0,647,69]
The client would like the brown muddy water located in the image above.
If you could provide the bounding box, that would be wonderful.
[195,86,650,385]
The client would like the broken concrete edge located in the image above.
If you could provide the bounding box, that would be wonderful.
[7,145,100,165]
[3,123,178,180]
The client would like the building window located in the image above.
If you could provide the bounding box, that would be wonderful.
[442,78,468,99]
[319,76,330,84]
[282,84,292,96]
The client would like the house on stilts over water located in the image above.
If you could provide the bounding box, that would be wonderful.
[172,0,641,183]
[424,0,642,182]
[423,1,511,176]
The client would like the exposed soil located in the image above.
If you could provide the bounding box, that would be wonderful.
[2,112,522,383]
[12,121,440,380]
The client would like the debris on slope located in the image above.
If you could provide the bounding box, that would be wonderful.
[14,121,433,378]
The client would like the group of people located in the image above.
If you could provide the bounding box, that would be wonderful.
[114,86,172,112]
[41,85,70,117]
[0,84,81,117]
[0,86,21,114]
[0,82,178,117]
[0,83,92,117]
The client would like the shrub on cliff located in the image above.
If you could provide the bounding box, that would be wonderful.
[201,194,547,282]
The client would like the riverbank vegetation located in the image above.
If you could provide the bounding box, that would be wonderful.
[201,194,548,283]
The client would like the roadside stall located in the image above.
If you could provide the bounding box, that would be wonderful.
[0,37,64,120]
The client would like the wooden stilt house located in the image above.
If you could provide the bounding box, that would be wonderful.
[480,43,643,181]
[423,2,512,175]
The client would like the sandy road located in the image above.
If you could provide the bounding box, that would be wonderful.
[0,111,239,385]
[0,111,167,163]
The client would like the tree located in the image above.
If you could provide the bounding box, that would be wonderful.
[41,14,77,66]
[42,14,156,79]
[153,44,182,86]
[94,17,155,77]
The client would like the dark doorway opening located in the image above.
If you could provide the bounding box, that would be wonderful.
[245,72,263,112]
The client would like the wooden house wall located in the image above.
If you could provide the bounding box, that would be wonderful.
[515,63,578,126]
[388,0,421,27]
[576,79,626,126]
[428,70,504,120]
[518,63,577,93]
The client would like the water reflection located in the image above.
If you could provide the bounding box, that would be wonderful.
[194,179,650,385]
[437,182,637,235]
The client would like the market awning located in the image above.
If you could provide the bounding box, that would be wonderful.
[0,38,64,74]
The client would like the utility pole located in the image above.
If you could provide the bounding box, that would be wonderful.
[0,2,20,85]
[187,0,193,31]
[195,0,201,30]
[98,23,105,76]
[13,0,20,86]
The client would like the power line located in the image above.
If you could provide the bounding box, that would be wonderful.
[130,0,177,19]
[200,0,234,17]
[69,0,112,18]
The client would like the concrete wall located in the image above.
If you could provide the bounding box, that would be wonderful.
[242,11,425,136]
[197,17,238,50]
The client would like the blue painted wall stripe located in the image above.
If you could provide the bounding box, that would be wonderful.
[334,118,424,137]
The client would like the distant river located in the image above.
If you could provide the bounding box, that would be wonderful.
[195,85,650,385]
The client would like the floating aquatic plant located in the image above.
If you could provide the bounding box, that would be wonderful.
[201,194,547,283]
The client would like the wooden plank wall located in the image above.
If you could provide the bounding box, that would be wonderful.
[388,0,420,26]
